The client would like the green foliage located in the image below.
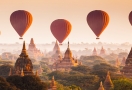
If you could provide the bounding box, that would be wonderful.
[0,76,18,90]
[7,75,48,90]
[91,63,118,79]
[80,56,107,67]
[113,78,132,90]
[71,65,91,74]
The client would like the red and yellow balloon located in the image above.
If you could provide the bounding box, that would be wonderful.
[86,10,109,39]
[10,10,33,39]
[50,19,72,44]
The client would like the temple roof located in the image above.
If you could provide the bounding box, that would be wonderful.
[30,38,34,44]
[98,81,104,90]
[20,41,28,57]
[53,40,60,52]
[104,71,113,89]
[64,41,72,59]
[92,47,97,55]
[125,47,132,65]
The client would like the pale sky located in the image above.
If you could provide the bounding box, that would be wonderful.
[0,0,132,44]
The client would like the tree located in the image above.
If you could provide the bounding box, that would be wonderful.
[0,76,18,90]
[0,64,14,78]
[113,78,132,90]
[71,65,91,74]
[7,75,48,90]
[91,63,118,79]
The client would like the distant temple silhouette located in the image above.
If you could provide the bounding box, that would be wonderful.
[99,46,106,56]
[52,40,62,59]
[92,47,98,56]
[28,38,44,60]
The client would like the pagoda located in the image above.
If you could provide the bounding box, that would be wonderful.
[104,71,114,90]
[52,41,79,72]
[115,58,120,67]
[14,41,34,76]
[52,40,62,59]
[99,46,106,56]
[121,48,132,77]
[120,57,126,66]
[98,81,104,90]
[49,76,57,90]
[28,38,43,60]
[92,47,98,56]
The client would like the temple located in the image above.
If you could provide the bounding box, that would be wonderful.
[120,57,126,66]
[49,76,57,90]
[28,38,43,60]
[115,58,120,67]
[51,41,81,72]
[52,40,62,59]
[98,81,104,90]
[12,41,34,76]
[104,71,114,90]
[99,46,106,56]
[121,48,132,77]
[92,47,98,56]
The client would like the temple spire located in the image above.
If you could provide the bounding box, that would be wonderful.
[19,41,28,57]
[30,38,34,44]
[68,41,69,48]
[104,71,114,90]
[23,41,26,50]
[98,81,104,90]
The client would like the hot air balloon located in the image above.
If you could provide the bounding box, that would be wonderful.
[50,19,72,45]
[10,10,33,39]
[86,10,109,39]
[129,11,132,26]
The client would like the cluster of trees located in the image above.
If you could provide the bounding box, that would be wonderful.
[47,62,126,90]
[0,75,47,90]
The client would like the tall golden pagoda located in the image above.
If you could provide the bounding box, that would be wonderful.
[121,48,132,77]
[14,41,34,76]
[104,71,114,90]
[98,81,104,90]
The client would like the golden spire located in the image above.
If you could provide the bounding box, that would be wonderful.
[68,41,69,48]
[104,71,114,90]
[64,41,72,59]
[30,38,34,44]
[20,41,28,57]
[21,68,24,77]
[9,68,12,76]
[98,81,104,90]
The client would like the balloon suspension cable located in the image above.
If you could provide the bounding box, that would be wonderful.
[59,43,62,45]
[96,37,100,39]
[19,37,23,39]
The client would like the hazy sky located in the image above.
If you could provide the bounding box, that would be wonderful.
[0,0,132,44]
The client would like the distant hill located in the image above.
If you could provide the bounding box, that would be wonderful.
[80,55,108,67]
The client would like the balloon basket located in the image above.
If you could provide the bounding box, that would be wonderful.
[59,43,62,45]
[96,37,100,39]
[19,37,23,39]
